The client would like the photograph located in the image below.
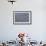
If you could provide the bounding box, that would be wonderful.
[0,0,46,46]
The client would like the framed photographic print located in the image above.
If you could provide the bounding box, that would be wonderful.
[13,11,32,25]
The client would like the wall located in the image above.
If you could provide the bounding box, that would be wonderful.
[0,0,46,41]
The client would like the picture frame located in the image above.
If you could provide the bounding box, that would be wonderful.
[13,11,32,25]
